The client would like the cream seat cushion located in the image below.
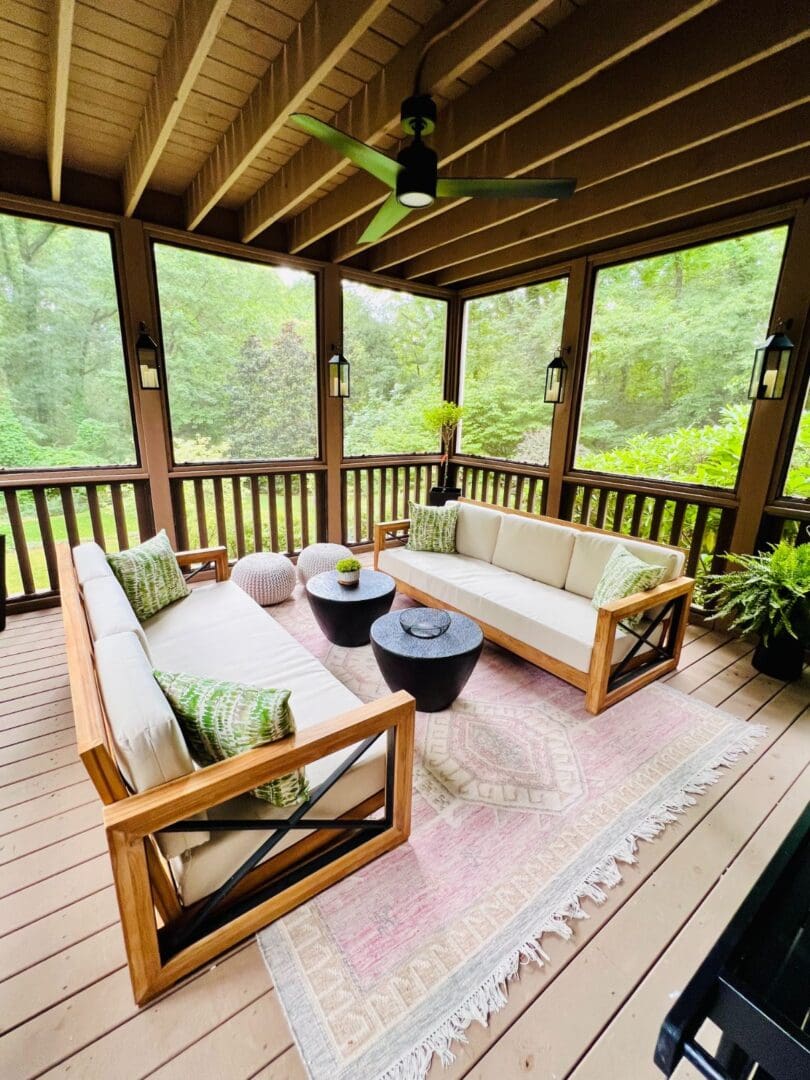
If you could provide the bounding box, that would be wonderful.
[565,531,685,599]
[378,547,643,675]
[491,513,577,588]
[445,500,503,562]
[143,582,386,906]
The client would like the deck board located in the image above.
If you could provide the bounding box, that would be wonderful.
[0,607,807,1080]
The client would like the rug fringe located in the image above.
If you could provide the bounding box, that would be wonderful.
[377,723,767,1080]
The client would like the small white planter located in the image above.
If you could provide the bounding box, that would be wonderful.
[336,568,360,587]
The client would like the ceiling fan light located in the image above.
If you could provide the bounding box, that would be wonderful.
[396,140,437,211]
[398,190,434,208]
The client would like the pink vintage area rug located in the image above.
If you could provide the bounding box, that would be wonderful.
[259,592,764,1080]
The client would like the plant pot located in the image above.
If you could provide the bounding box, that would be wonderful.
[428,485,462,507]
[336,569,360,587]
[752,631,805,682]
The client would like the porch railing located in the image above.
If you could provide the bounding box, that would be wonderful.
[758,501,810,547]
[341,458,441,545]
[456,460,548,515]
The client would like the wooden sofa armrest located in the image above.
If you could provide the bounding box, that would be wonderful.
[104,690,415,841]
[373,519,410,569]
[175,546,230,581]
[597,575,695,619]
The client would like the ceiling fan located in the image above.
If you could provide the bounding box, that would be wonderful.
[290,93,576,245]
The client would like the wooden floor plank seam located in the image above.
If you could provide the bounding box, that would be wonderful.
[0,831,109,900]
[0,717,77,750]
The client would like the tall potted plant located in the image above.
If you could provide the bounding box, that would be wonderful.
[423,400,464,506]
[705,541,809,681]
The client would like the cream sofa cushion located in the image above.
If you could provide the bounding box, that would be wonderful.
[378,546,648,675]
[94,632,208,860]
[142,581,387,906]
[82,574,152,657]
[73,542,113,585]
[492,513,576,588]
[445,500,503,562]
[565,531,684,599]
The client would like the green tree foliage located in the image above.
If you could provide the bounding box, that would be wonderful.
[0,213,136,468]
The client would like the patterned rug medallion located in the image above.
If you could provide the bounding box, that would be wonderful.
[259,594,764,1080]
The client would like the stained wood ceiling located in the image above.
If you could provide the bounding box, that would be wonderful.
[1,0,808,288]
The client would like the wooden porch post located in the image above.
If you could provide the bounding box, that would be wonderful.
[445,292,465,486]
[729,199,810,555]
[320,263,345,543]
[545,258,588,518]
[116,218,177,545]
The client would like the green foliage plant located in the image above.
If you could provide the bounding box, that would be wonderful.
[705,541,810,645]
[423,400,464,487]
[335,557,362,573]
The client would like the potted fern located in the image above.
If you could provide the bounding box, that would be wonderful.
[705,541,809,681]
[423,401,464,506]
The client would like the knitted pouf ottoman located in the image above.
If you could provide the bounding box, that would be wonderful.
[296,542,352,585]
[231,552,296,606]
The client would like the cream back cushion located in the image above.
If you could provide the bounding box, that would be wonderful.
[446,501,503,562]
[82,574,152,658]
[565,531,684,599]
[94,632,208,859]
[73,542,113,585]
[492,514,577,588]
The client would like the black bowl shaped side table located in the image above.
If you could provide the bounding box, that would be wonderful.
[370,609,484,712]
[305,569,396,647]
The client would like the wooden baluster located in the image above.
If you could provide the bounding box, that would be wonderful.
[594,487,608,530]
[4,490,35,596]
[282,473,295,553]
[648,496,666,542]
[527,476,538,514]
[133,482,154,541]
[391,466,399,520]
[86,484,106,547]
[268,476,280,552]
[33,488,58,591]
[612,490,627,533]
[172,481,189,551]
[299,473,310,549]
[231,477,246,558]
[378,468,387,525]
[364,469,373,544]
[403,466,411,515]
[193,478,208,547]
[630,494,646,536]
[212,476,227,549]
[540,478,549,514]
[669,500,687,546]
[316,471,327,541]
[710,506,736,574]
[501,473,512,508]
[352,470,362,544]
[110,483,130,550]
[481,470,490,502]
[685,503,710,578]
[250,476,262,552]
[515,474,525,510]
[580,486,593,525]
[59,485,80,548]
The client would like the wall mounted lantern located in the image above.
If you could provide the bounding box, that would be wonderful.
[544,347,569,404]
[328,346,351,398]
[136,322,161,390]
[748,319,793,400]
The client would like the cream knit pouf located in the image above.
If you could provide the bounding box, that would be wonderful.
[231,552,296,606]
[296,542,353,585]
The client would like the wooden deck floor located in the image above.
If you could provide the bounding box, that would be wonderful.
[0,606,808,1080]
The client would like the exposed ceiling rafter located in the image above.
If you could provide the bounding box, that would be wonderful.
[47,0,75,202]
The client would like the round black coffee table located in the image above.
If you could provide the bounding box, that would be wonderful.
[306,569,396,646]
[370,609,484,711]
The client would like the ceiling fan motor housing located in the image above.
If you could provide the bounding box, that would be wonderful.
[400,94,437,136]
[396,140,438,207]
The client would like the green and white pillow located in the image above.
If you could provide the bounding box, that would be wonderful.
[407,501,458,554]
[107,530,190,623]
[154,671,308,807]
[592,545,666,630]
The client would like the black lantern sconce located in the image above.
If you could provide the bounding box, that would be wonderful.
[328,346,350,399]
[748,319,793,400]
[544,347,570,404]
[135,322,161,390]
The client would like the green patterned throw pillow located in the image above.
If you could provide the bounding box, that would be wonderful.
[154,671,308,807]
[407,501,458,554]
[592,545,666,630]
[107,530,189,622]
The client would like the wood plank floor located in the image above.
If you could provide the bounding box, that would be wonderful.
[0,606,808,1080]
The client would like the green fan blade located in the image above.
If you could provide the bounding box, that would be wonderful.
[358,193,414,244]
[290,114,401,189]
[436,176,576,199]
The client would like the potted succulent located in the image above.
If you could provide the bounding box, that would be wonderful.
[423,400,464,506]
[705,541,809,681]
[335,556,362,587]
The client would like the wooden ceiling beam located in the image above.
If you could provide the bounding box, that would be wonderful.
[287,0,719,255]
[443,146,810,287]
[185,0,390,232]
[47,0,75,202]
[239,0,558,243]
[122,0,230,218]
[403,45,810,279]
[364,1,810,270]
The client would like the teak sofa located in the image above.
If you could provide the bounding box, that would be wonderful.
[374,498,694,714]
[58,541,415,1004]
